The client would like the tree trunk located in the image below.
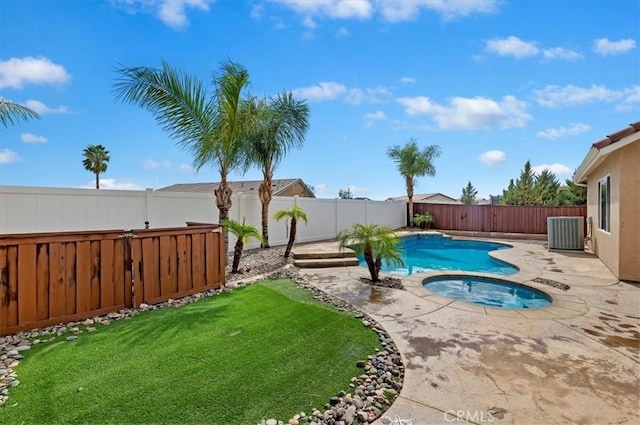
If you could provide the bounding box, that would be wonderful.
[215,181,233,255]
[259,176,273,248]
[95,172,100,189]
[284,217,297,258]
[406,176,414,227]
[363,244,378,282]
[374,256,382,282]
[232,239,244,273]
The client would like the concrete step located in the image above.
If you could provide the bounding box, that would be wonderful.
[293,250,356,260]
[294,258,360,268]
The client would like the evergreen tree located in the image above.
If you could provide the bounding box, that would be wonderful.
[338,187,353,199]
[535,169,560,205]
[501,160,539,205]
[460,181,478,205]
[557,179,587,205]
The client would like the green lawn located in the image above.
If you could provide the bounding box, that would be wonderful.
[1,279,380,424]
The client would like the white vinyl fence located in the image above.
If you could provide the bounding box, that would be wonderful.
[0,186,406,251]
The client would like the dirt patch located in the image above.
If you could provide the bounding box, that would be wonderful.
[359,276,405,290]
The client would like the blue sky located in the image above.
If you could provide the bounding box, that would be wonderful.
[1,0,638,200]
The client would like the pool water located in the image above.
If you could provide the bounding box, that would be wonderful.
[357,234,518,276]
[423,276,552,309]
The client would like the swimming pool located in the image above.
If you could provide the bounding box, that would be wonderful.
[423,276,552,309]
[356,234,518,276]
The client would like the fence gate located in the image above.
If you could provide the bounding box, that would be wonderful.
[0,224,224,336]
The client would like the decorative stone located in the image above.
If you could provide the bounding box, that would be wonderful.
[66,336,77,342]
[266,419,277,425]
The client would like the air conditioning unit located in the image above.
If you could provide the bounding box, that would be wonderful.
[547,217,584,250]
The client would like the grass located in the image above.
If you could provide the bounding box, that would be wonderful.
[1,279,380,424]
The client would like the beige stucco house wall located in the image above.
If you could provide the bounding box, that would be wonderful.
[574,122,640,282]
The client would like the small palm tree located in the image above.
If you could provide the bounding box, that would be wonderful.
[82,144,110,189]
[337,224,403,283]
[273,205,308,258]
[244,92,310,248]
[223,219,264,273]
[387,139,441,227]
[0,98,39,128]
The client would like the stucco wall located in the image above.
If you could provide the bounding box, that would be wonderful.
[586,151,621,278]
[618,142,640,281]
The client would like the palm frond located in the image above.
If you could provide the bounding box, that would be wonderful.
[222,219,264,245]
[113,61,215,170]
[0,98,40,128]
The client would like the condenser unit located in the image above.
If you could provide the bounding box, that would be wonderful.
[547,217,585,250]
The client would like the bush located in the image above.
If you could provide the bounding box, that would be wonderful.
[413,213,434,229]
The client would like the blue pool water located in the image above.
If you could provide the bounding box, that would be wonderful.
[423,276,552,309]
[357,234,518,276]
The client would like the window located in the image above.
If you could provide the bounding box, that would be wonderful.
[598,176,610,232]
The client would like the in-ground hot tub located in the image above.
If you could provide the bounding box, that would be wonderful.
[423,275,552,309]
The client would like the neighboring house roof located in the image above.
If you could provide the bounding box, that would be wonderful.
[386,193,461,203]
[574,121,640,184]
[157,178,314,197]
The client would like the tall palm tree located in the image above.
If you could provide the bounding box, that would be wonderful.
[273,205,308,258]
[387,139,441,227]
[337,224,403,283]
[82,144,110,189]
[114,59,253,252]
[245,92,310,248]
[223,219,263,273]
[0,98,39,128]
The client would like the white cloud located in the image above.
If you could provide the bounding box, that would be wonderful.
[593,38,636,56]
[250,4,263,20]
[485,36,539,58]
[397,95,531,130]
[116,0,211,30]
[0,56,70,89]
[478,150,506,166]
[364,110,386,127]
[399,77,416,84]
[20,132,48,143]
[143,159,192,172]
[177,163,193,172]
[314,183,330,195]
[379,0,499,22]
[272,0,498,22]
[302,15,317,29]
[532,84,621,108]
[272,0,373,19]
[23,99,69,115]
[532,163,573,177]
[344,86,391,105]
[81,178,143,190]
[0,149,22,164]
[537,123,591,140]
[335,26,349,37]
[542,47,583,60]
[293,82,347,101]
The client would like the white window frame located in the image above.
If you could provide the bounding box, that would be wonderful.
[597,175,610,232]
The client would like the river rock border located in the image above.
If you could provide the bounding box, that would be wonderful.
[0,266,404,425]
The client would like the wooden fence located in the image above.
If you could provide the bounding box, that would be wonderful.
[0,224,224,335]
[413,203,587,234]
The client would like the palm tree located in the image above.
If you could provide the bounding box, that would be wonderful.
[223,219,263,273]
[0,98,39,128]
[273,205,308,258]
[337,224,403,282]
[82,144,110,189]
[114,59,253,252]
[245,92,310,248]
[387,139,441,227]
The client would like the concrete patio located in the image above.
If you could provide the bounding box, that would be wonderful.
[295,236,639,424]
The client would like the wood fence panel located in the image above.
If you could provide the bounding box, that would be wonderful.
[76,241,92,315]
[1,225,224,335]
[65,243,77,316]
[36,244,49,321]
[48,242,65,319]
[413,203,586,234]
[100,239,115,309]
